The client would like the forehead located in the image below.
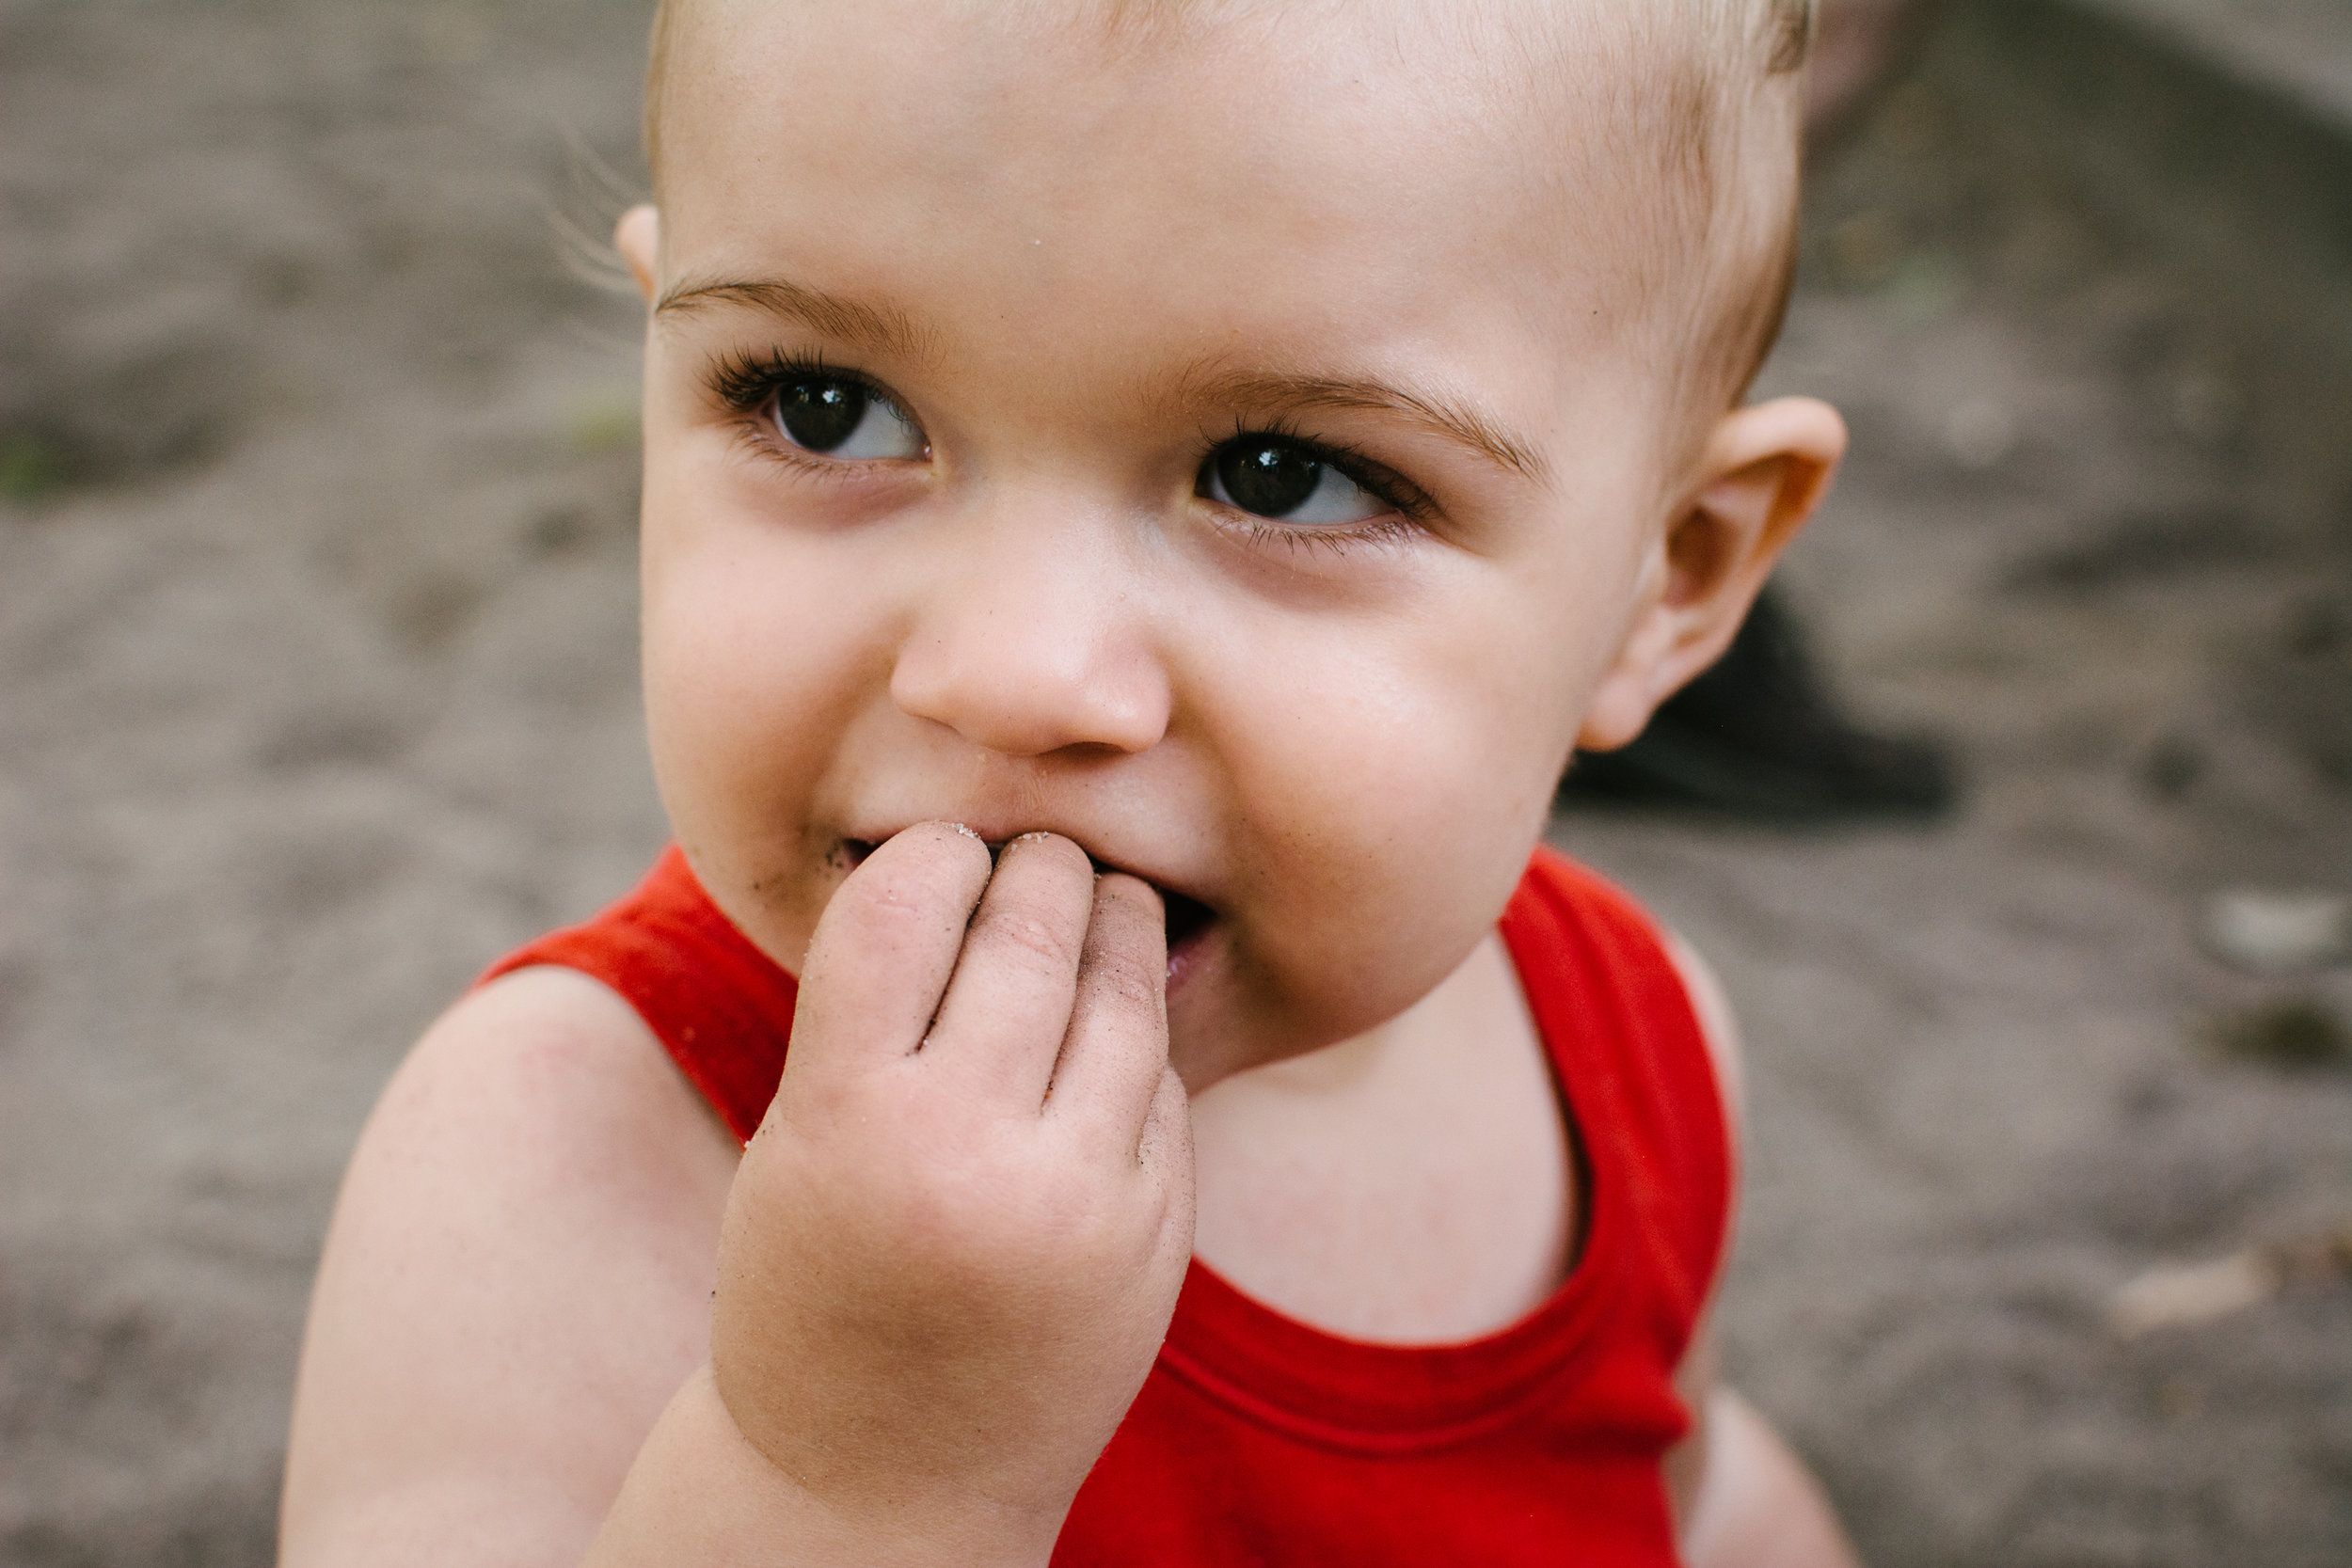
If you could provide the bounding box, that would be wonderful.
[658,0,1685,422]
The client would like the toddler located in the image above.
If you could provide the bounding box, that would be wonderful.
[281,1,1864,1562]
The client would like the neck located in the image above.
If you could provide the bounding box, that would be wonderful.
[1183,931,1573,1342]
[1184,933,1520,1105]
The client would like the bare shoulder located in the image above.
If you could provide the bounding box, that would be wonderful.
[1657,930,1744,1531]
[280,967,739,1567]
[1661,929,1746,1153]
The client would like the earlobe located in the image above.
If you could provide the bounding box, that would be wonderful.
[1574,396,1847,753]
[615,204,661,303]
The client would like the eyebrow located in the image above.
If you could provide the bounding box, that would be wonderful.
[655,275,935,364]
[657,275,1545,484]
[1184,369,1548,485]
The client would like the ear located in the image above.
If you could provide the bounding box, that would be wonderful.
[615,204,661,304]
[1578,396,1848,752]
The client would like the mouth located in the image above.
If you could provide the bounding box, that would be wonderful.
[840,834,1216,971]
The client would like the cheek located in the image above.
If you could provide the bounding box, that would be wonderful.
[640,496,894,947]
[1207,583,1603,1040]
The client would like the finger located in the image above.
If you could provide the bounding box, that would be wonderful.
[1137,1065,1194,1225]
[1045,872,1170,1147]
[790,822,993,1084]
[921,832,1096,1103]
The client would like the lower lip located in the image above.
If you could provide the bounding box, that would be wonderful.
[1161,891,1216,995]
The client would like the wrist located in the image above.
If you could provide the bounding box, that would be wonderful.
[591,1368,1064,1568]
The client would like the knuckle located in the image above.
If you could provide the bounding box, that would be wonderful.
[1081,926,1163,1004]
[980,905,1081,973]
[891,1155,1119,1279]
[1089,950,1161,1014]
[846,883,951,944]
[829,868,961,948]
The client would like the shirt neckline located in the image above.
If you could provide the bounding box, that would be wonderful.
[1151,863,1632,1453]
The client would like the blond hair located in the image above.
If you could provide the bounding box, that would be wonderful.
[643,0,1814,440]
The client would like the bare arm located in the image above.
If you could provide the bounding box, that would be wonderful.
[1660,936,1865,1568]
[282,827,1189,1568]
[279,965,740,1565]
[1681,1385,1865,1568]
[281,965,1068,1568]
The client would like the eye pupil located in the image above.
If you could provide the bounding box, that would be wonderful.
[775,379,867,452]
[1215,439,1324,518]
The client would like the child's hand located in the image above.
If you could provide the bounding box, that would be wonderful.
[709,824,1194,1561]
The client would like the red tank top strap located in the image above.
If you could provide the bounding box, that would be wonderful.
[475,845,796,1143]
[1503,844,1733,1361]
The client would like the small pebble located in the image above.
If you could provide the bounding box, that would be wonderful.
[2112,1249,2279,1337]
[2112,1223,2352,1337]
[2198,889,2349,975]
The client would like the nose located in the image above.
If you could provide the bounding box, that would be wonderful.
[888,499,1171,758]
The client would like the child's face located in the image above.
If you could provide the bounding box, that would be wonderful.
[628,0,1827,1084]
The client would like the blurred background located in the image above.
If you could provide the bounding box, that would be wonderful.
[3,0,2350,1562]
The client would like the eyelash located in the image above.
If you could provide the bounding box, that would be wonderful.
[699,351,1435,552]
[707,348,914,482]
[708,347,856,415]
[1200,414,1434,554]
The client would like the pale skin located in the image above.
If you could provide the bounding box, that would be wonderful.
[281,3,1864,1563]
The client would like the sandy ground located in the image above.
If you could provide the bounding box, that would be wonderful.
[5,3,2350,1564]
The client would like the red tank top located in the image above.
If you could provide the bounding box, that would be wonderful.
[482,844,1731,1565]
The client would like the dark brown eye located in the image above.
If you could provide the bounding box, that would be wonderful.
[769,378,923,459]
[1202,436,1381,524]
[1211,439,1320,516]
[774,380,866,451]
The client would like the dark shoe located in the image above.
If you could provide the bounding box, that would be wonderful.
[1557,587,1958,823]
